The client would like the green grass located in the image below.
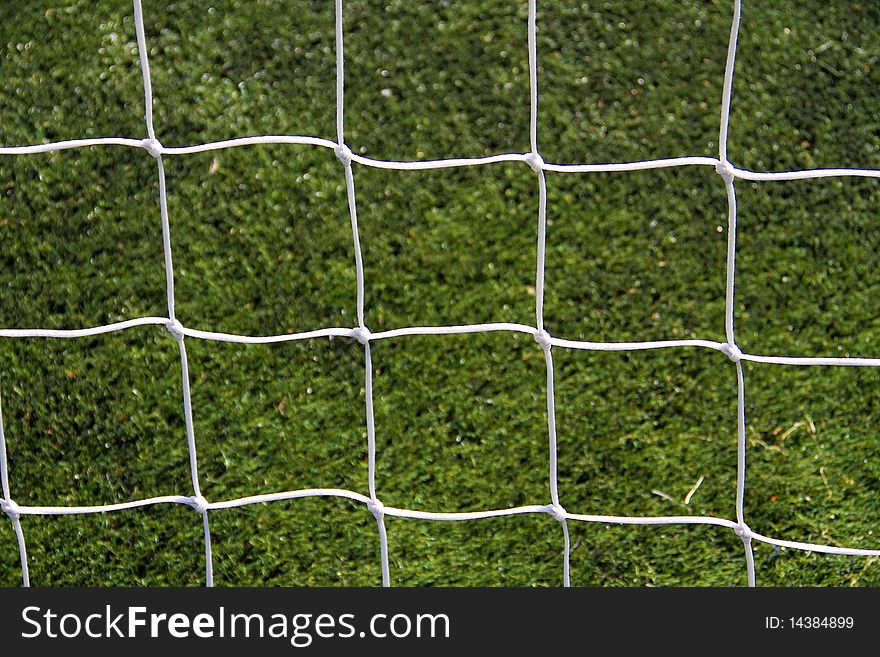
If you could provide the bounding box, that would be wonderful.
[1,0,880,586]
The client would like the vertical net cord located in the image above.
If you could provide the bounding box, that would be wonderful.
[133,0,213,587]
[718,0,754,586]
[0,379,30,585]
[336,0,390,587]
[528,0,570,587]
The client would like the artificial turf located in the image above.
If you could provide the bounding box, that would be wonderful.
[1,0,880,586]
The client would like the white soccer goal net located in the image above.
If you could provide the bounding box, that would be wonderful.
[2,0,880,587]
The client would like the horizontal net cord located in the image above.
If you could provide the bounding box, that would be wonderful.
[0,137,147,154]
[182,325,355,344]
[4,319,880,367]
[6,492,880,558]
[733,167,880,181]
[0,316,169,339]
[8,495,196,515]
[739,354,880,367]
[751,533,880,558]
[5,134,880,181]
[0,135,710,172]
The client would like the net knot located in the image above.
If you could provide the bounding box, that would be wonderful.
[534,329,552,350]
[165,318,185,341]
[734,523,753,541]
[189,495,210,514]
[351,326,372,345]
[1,498,21,520]
[547,503,567,522]
[142,138,164,159]
[335,143,353,167]
[721,342,743,363]
[367,498,385,519]
[525,152,545,173]
[715,160,736,183]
